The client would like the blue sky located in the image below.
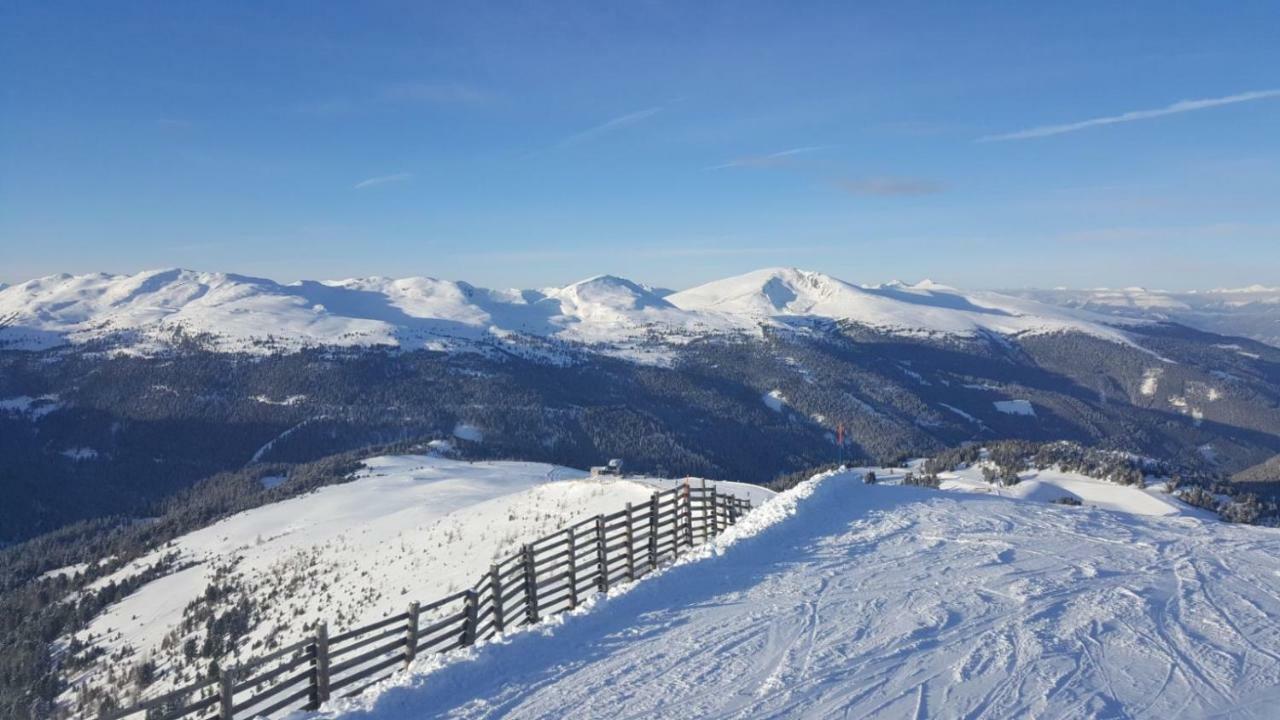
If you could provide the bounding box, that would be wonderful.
[2,1,1278,291]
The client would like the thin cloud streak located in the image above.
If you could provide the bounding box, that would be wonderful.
[835,177,946,196]
[708,145,836,170]
[980,89,1280,142]
[556,107,662,148]
[353,172,412,190]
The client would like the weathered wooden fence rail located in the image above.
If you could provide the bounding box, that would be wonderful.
[99,482,753,720]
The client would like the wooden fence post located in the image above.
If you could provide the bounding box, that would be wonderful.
[462,590,479,645]
[218,667,235,720]
[594,514,608,592]
[311,622,330,709]
[624,502,636,581]
[669,494,680,554]
[490,564,505,633]
[700,479,710,542]
[522,543,539,624]
[567,527,579,608]
[682,482,694,550]
[404,601,419,670]
[648,492,659,569]
[708,484,719,536]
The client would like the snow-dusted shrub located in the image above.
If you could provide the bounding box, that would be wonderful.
[903,473,941,489]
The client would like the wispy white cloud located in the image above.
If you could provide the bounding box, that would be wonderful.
[353,172,412,190]
[707,145,943,197]
[981,89,1280,142]
[708,145,836,170]
[835,177,946,196]
[556,107,663,148]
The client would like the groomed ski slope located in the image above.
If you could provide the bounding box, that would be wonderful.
[318,469,1280,720]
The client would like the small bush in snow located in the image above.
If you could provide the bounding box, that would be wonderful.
[1219,495,1262,524]
[903,473,941,489]
[1177,486,1218,512]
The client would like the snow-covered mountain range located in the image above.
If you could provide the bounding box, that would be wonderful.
[0,267,1140,357]
[1014,285,1280,348]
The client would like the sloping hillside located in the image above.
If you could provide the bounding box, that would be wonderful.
[321,470,1280,719]
[58,456,770,714]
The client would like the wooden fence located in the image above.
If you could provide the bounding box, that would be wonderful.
[98,481,753,720]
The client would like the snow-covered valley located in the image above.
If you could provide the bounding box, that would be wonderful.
[316,468,1280,720]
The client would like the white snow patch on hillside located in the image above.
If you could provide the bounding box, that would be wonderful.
[60,447,99,461]
[0,394,62,418]
[1169,396,1205,425]
[1140,367,1161,396]
[39,562,91,582]
[250,417,322,462]
[939,402,986,429]
[451,423,484,442]
[318,472,1280,720]
[252,394,307,406]
[993,399,1035,416]
[762,389,787,412]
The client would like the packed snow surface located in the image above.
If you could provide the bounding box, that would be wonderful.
[928,462,1210,519]
[1,267,1140,356]
[322,469,1280,720]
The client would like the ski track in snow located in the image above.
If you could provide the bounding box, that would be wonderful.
[317,473,1280,720]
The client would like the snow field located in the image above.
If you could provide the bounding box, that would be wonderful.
[315,471,1280,720]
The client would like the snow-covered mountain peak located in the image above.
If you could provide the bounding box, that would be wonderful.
[667,267,1137,343]
[666,267,857,316]
[552,274,675,312]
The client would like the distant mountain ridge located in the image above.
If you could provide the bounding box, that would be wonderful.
[1013,286,1280,348]
[0,267,1142,357]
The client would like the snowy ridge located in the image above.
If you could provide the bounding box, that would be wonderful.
[0,267,1140,357]
[1013,285,1280,348]
[321,469,1280,719]
[59,456,772,714]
